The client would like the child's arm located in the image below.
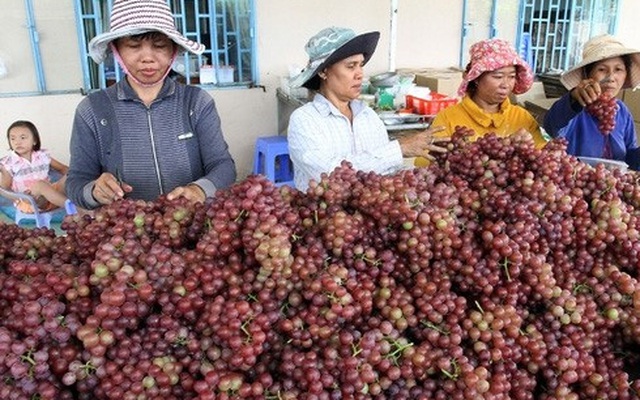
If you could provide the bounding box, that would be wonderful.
[0,165,12,190]
[50,158,69,176]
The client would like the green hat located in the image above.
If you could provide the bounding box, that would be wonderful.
[290,27,380,90]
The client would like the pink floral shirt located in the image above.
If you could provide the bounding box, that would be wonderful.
[0,149,52,193]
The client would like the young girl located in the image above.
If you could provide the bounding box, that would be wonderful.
[0,120,70,213]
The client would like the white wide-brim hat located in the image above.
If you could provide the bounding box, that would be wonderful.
[89,0,205,64]
[560,34,640,90]
[290,27,380,90]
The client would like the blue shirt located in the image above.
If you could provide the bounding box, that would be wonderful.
[543,93,639,164]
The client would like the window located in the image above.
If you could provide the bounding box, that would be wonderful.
[75,0,256,91]
[517,0,620,74]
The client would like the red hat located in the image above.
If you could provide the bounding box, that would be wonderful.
[458,38,534,97]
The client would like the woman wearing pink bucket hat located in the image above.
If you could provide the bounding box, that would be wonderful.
[430,38,546,145]
[414,38,548,167]
[66,0,236,209]
[543,34,640,167]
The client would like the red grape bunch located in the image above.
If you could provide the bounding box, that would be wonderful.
[586,93,619,135]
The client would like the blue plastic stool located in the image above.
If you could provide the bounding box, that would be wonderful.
[14,199,78,229]
[252,136,294,187]
[15,207,54,229]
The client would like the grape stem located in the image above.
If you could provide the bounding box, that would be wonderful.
[173,335,188,347]
[403,193,422,208]
[351,342,362,357]
[241,316,254,342]
[572,282,592,295]
[501,257,511,282]
[440,358,460,381]
[421,320,450,335]
[20,349,36,366]
[384,337,414,365]
[234,209,247,223]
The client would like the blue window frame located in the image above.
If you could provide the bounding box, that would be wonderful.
[74,0,256,91]
[459,0,620,75]
[516,0,620,74]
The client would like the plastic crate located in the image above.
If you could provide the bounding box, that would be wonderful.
[406,93,457,116]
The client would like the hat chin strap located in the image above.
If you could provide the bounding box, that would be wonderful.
[110,43,178,88]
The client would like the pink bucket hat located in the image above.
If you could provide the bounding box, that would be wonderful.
[457,38,534,97]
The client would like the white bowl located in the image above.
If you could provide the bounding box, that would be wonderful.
[578,156,628,172]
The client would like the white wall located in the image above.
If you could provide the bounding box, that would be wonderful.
[616,0,640,47]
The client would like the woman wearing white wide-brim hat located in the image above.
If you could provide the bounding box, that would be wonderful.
[66,0,236,209]
[287,26,449,192]
[543,34,640,168]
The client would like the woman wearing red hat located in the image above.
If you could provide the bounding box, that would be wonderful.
[414,38,548,167]
[433,39,546,144]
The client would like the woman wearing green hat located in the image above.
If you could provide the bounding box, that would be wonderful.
[287,26,448,192]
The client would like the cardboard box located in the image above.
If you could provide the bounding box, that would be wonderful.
[622,88,640,122]
[397,67,463,98]
[416,69,463,98]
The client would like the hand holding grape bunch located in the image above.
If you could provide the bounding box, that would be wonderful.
[572,78,619,135]
[585,92,619,135]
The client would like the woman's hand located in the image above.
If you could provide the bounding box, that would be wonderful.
[167,184,206,203]
[397,125,450,161]
[92,172,132,205]
[571,78,602,107]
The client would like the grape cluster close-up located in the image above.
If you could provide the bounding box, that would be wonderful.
[586,93,619,135]
[1,131,640,399]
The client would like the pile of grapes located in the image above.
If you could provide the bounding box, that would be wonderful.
[1,131,640,399]
[586,93,619,135]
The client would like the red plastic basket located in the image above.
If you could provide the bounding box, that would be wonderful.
[406,93,457,116]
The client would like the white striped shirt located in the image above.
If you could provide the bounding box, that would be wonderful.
[288,94,404,191]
